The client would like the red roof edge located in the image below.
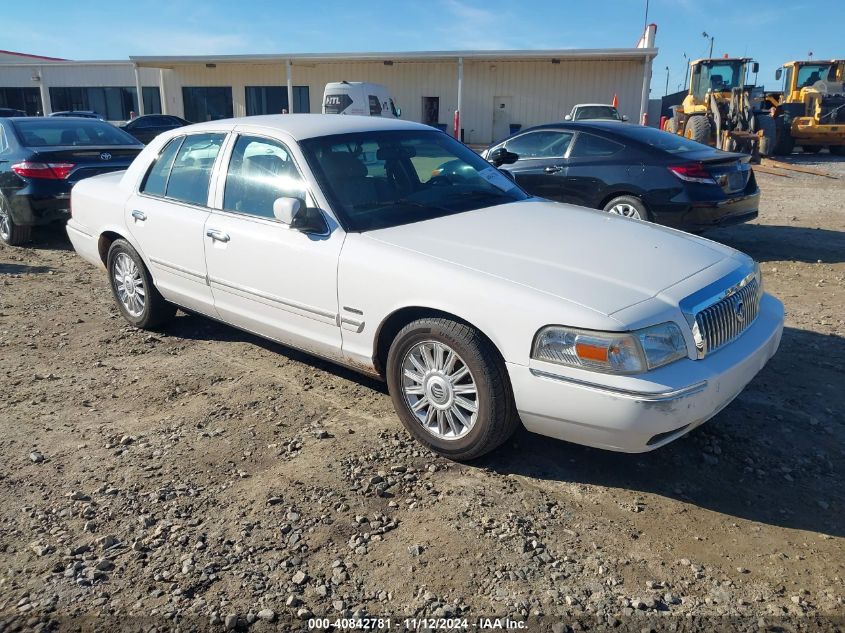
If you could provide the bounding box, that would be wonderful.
[0,49,68,62]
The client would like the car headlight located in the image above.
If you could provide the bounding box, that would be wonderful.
[532,322,687,374]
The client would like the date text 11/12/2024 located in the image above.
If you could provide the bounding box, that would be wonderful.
[307,617,528,630]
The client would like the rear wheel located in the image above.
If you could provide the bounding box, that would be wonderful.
[603,195,651,222]
[830,146,845,156]
[664,118,678,134]
[773,117,795,155]
[107,239,176,329]
[684,115,712,144]
[754,114,777,156]
[386,318,519,461]
[0,196,33,246]
[802,145,822,154]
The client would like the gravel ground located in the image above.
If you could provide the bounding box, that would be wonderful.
[1,153,843,632]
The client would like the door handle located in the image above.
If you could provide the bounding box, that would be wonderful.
[206,229,230,243]
[544,166,563,174]
[131,210,147,221]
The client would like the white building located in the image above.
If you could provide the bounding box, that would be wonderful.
[0,29,657,144]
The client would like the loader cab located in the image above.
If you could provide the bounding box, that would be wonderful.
[778,61,839,101]
[689,59,751,103]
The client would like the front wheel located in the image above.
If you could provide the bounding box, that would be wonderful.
[830,146,845,156]
[603,195,651,221]
[386,318,519,461]
[684,115,712,145]
[107,239,176,329]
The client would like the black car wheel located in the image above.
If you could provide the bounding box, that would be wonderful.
[830,146,845,156]
[0,195,32,246]
[107,239,176,329]
[603,195,651,222]
[802,145,822,154]
[386,317,519,461]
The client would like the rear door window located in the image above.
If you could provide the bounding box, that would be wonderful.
[164,133,225,206]
[569,133,624,158]
[504,131,574,159]
[140,137,184,197]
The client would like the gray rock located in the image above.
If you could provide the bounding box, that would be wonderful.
[29,451,44,463]
[224,613,238,630]
[408,544,424,556]
[292,570,308,585]
[257,608,276,622]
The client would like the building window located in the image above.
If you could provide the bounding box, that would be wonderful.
[49,86,139,120]
[245,86,310,115]
[422,97,440,126]
[142,87,162,115]
[0,87,42,116]
[182,87,233,122]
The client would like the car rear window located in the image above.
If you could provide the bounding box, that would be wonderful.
[13,119,138,147]
[621,125,709,154]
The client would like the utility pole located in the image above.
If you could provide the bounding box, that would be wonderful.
[702,32,714,58]
[683,52,689,90]
[664,66,670,96]
[643,0,649,36]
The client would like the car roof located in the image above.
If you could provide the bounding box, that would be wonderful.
[182,114,430,141]
[572,103,617,108]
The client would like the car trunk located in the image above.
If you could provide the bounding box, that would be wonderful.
[684,150,752,195]
[27,146,142,184]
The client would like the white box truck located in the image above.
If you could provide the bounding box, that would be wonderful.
[322,82,401,118]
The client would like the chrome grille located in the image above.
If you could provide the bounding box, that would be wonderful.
[692,277,761,357]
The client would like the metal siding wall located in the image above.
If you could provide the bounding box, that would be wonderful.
[3,58,647,142]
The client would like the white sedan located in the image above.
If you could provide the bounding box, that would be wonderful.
[66,115,783,460]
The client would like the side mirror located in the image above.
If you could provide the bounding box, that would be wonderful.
[395,107,402,117]
[752,62,760,74]
[487,147,519,167]
[621,114,629,122]
[775,68,782,81]
[273,197,303,225]
[564,114,572,121]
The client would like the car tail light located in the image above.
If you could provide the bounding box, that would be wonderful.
[668,163,715,184]
[11,161,76,180]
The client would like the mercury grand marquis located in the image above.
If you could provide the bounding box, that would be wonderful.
[65,115,784,460]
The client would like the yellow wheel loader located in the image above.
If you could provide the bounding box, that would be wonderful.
[765,60,845,156]
[663,57,776,157]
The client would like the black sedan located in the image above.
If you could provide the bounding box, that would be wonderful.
[119,114,188,144]
[479,121,760,232]
[0,117,143,245]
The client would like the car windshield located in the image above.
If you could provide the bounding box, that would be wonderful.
[574,106,620,120]
[299,130,529,231]
[621,125,710,154]
[14,119,138,147]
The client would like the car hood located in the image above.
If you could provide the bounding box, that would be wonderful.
[365,200,743,317]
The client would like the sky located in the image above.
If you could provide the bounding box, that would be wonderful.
[2,0,844,96]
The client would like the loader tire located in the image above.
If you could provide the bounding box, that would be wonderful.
[754,114,777,157]
[684,116,712,145]
[773,116,794,156]
[664,118,678,134]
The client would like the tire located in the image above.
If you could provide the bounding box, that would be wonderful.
[773,117,794,156]
[664,118,678,134]
[802,145,822,154]
[830,145,845,156]
[754,114,777,156]
[386,318,519,461]
[0,195,33,246]
[602,195,651,222]
[106,239,176,329]
[684,115,712,145]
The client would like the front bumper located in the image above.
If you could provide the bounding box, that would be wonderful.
[507,293,784,453]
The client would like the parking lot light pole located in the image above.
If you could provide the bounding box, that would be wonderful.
[286,59,293,114]
[133,63,145,116]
